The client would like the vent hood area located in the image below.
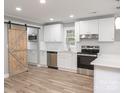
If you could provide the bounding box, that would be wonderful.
[80,34,98,39]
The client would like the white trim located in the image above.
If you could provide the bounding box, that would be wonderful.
[58,67,77,73]
[37,64,48,68]
[4,73,9,78]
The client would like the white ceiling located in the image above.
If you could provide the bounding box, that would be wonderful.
[4,0,120,24]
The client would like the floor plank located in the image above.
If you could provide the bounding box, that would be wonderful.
[5,66,93,93]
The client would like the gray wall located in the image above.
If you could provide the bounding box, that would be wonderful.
[4,24,8,74]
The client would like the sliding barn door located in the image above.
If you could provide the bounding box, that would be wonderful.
[8,24,28,76]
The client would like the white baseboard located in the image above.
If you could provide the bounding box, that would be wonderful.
[58,67,77,73]
[37,64,48,68]
[4,73,9,78]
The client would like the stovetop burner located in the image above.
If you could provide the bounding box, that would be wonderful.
[78,45,100,55]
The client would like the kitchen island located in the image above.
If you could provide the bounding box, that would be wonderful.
[91,54,120,93]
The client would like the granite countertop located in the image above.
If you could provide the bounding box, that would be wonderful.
[91,54,120,69]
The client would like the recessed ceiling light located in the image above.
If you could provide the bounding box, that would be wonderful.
[49,18,54,21]
[40,0,46,4]
[16,7,22,11]
[69,14,74,18]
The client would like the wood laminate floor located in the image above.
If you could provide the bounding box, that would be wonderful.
[5,66,93,93]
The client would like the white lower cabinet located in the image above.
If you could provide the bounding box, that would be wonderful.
[58,52,77,72]
[39,51,47,67]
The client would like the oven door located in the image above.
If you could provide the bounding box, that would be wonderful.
[77,54,97,70]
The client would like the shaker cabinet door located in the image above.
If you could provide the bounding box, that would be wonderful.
[44,24,63,42]
[98,18,115,41]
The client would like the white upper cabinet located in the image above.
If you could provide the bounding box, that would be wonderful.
[80,21,88,34]
[44,25,52,42]
[80,20,99,34]
[98,18,115,42]
[75,22,80,42]
[88,20,99,34]
[44,24,64,42]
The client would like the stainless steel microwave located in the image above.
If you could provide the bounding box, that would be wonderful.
[28,35,38,41]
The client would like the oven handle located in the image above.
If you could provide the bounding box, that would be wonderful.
[77,54,97,57]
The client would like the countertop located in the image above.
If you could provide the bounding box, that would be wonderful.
[28,49,79,53]
[42,49,79,53]
[91,54,120,69]
[57,50,78,53]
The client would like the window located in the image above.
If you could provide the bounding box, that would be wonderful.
[66,29,75,45]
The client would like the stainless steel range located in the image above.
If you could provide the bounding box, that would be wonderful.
[77,45,100,76]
